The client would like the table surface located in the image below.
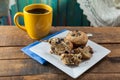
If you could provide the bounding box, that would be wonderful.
[0,26,120,80]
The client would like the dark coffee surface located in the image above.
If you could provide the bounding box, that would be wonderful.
[27,8,49,14]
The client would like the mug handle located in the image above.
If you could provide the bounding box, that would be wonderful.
[14,12,26,31]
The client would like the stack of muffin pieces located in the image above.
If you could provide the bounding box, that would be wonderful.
[48,30,93,66]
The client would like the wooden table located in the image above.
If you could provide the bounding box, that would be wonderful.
[0,26,120,80]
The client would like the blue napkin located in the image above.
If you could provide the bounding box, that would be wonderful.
[21,29,67,65]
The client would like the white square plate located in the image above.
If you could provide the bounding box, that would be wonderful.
[30,30,111,79]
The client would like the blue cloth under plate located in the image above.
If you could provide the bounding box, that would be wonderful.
[21,29,67,64]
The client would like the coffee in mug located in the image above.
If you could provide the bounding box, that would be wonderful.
[14,4,52,40]
[27,8,49,14]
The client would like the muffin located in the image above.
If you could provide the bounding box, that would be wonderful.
[47,30,93,66]
[65,30,88,48]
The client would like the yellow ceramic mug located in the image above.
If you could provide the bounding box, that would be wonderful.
[14,4,52,40]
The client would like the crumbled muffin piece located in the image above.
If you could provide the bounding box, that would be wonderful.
[61,53,82,65]
[49,38,73,55]
[75,46,93,59]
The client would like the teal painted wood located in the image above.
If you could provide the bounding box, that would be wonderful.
[41,0,48,4]
[66,0,75,26]
[11,0,90,26]
[11,6,16,25]
[34,0,41,3]
[74,1,83,26]
[16,0,27,25]
[66,0,83,26]
[0,16,8,25]
[48,0,58,26]
[82,14,90,26]
[27,0,33,4]
[10,0,18,25]
[0,18,2,25]
[58,0,67,26]
[2,16,8,25]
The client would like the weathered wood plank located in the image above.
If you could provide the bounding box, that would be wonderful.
[0,59,61,76]
[0,73,119,80]
[102,44,120,57]
[51,27,120,43]
[0,26,120,46]
[51,26,120,33]
[0,26,34,46]
[0,26,120,80]
[0,56,119,76]
[0,44,120,59]
[0,47,29,59]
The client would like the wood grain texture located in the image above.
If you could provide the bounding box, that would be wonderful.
[0,26,120,80]
[0,26,120,46]
[0,44,119,76]
[0,73,119,80]
[0,44,120,59]
[0,26,34,46]
[0,47,29,59]
[51,27,120,43]
[0,58,120,77]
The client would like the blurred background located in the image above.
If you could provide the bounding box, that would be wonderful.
[0,0,90,26]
